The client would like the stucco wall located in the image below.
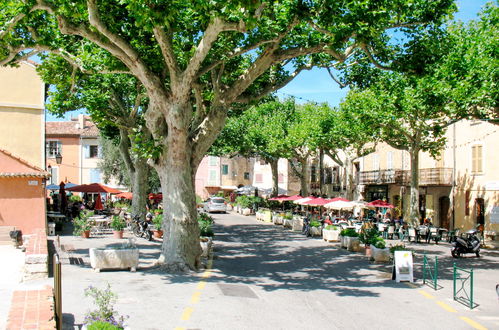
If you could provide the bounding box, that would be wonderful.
[46,136,80,184]
[0,177,46,234]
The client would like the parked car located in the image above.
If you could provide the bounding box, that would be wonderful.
[203,197,227,213]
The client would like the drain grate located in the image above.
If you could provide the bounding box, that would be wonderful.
[217,284,258,299]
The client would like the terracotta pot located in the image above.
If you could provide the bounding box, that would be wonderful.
[153,230,163,238]
[365,245,372,258]
[113,230,124,239]
[82,230,90,238]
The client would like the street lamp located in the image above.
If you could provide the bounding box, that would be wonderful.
[55,152,62,164]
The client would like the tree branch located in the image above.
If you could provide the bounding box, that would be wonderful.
[152,26,180,84]
[0,12,26,39]
[360,43,392,70]
[326,67,347,88]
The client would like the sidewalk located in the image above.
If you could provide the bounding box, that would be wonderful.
[0,245,25,330]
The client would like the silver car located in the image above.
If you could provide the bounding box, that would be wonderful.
[203,197,227,213]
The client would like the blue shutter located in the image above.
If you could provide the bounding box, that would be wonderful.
[90,168,101,183]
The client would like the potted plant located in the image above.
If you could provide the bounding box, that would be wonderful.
[309,220,322,236]
[359,225,380,258]
[282,214,294,228]
[198,213,214,257]
[73,211,93,238]
[340,228,360,251]
[152,213,163,238]
[323,225,341,242]
[371,237,390,262]
[110,215,126,239]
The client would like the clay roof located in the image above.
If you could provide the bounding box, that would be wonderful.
[46,116,99,138]
[0,148,50,178]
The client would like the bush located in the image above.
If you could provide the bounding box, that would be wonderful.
[374,237,386,249]
[389,243,407,254]
[73,211,94,236]
[283,214,293,220]
[198,213,214,237]
[84,284,127,329]
[152,214,163,230]
[110,216,126,231]
[325,225,339,231]
[340,228,358,237]
[69,195,82,203]
[198,213,214,224]
[235,195,251,208]
[87,321,122,330]
[359,226,380,245]
[310,220,321,228]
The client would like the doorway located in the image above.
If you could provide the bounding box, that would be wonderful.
[439,196,450,229]
[475,198,485,225]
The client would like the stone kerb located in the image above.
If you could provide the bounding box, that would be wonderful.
[24,228,49,280]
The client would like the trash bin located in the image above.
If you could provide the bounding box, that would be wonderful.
[48,222,56,236]
[9,230,23,248]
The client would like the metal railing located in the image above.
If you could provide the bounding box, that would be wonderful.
[419,168,452,186]
[359,167,452,186]
[422,253,440,290]
[453,263,477,309]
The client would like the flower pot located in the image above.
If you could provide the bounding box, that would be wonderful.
[346,236,360,252]
[82,230,90,238]
[310,226,322,237]
[365,245,372,258]
[89,247,139,272]
[323,229,341,242]
[112,230,124,239]
[371,246,390,262]
[153,230,163,238]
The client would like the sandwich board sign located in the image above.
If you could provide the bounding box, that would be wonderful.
[393,251,413,282]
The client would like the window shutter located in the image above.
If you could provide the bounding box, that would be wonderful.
[98,146,103,158]
[57,141,62,156]
[477,145,482,173]
[84,145,90,159]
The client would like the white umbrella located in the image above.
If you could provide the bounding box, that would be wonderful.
[351,200,376,209]
[324,200,355,210]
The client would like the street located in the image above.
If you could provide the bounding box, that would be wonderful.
[58,212,499,329]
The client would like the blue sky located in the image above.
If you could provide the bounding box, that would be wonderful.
[46,0,490,121]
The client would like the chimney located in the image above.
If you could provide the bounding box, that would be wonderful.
[78,114,85,129]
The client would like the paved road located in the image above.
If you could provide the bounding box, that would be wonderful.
[58,212,499,329]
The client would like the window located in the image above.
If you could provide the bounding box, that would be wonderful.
[465,190,471,216]
[46,141,61,158]
[387,152,393,170]
[89,145,99,158]
[324,167,332,184]
[471,145,483,174]
[221,164,229,175]
[373,154,379,171]
[310,165,317,182]
[208,170,217,185]
[278,173,284,183]
[209,156,218,166]
[244,172,250,180]
[255,173,263,183]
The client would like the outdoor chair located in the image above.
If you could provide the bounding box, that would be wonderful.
[417,227,428,243]
[387,226,395,239]
[397,227,405,240]
[408,228,417,242]
[428,227,440,244]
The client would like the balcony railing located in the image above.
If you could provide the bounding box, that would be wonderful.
[419,168,453,186]
[359,168,453,186]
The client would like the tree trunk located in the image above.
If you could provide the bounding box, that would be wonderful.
[300,158,310,196]
[408,148,421,227]
[269,158,279,197]
[344,156,354,200]
[131,159,149,221]
[155,129,201,272]
[319,149,324,195]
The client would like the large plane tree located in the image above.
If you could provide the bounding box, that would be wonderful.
[0,0,455,271]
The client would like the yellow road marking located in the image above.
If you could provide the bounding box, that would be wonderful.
[460,316,488,330]
[191,291,201,304]
[202,270,211,278]
[418,290,435,299]
[436,301,457,313]
[181,307,194,321]
[174,328,186,330]
[197,281,206,290]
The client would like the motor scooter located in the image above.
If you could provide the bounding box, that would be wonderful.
[450,229,480,258]
[131,215,153,241]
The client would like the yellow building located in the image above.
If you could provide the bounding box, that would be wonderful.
[0,61,45,168]
[358,119,498,239]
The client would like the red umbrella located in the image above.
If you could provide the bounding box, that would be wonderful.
[66,183,122,194]
[269,194,289,201]
[367,199,394,208]
[280,195,302,201]
[302,197,332,206]
[115,192,133,200]
[94,196,104,210]
[149,193,163,201]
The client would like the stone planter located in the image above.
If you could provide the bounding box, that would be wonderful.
[227,204,233,211]
[89,248,139,272]
[310,226,322,237]
[273,215,284,225]
[371,246,390,262]
[112,230,124,239]
[242,208,252,216]
[345,236,361,252]
[283,218,293,229]
[323,229,341,242]
[292,217,304,232]
[200,237,213,258]
[261,210,272,222]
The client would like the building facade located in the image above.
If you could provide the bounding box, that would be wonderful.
[0,62,48,234]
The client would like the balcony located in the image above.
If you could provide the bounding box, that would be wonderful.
[359,169,409,185]
[419,168,453,186]
[359,168,453,186]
